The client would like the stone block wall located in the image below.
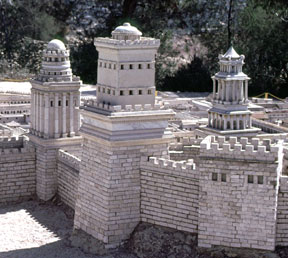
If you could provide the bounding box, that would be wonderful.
[276,176,288,246]
[140,157,199,233]
[0,137,36,204]
[74,136,169,248]
[57,149,80,209]
[198,136,283,251]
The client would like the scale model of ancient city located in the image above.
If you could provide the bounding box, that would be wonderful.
[1,22,288,251]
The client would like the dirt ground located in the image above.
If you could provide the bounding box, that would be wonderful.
[0,200,99,258]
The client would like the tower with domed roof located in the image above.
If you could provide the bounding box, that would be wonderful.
[31,39,81,139]
[30,39,82,201]
[206,46,260,136]
[94,22,160,108]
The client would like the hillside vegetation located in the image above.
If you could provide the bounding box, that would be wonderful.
[0,0,287,97]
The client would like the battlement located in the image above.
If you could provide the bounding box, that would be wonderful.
[83,99,163,113]
[0,136,24,149]
[147,157,196,170]
[200,135,281,161]
[58,149,80,171]
[94,37,160,48]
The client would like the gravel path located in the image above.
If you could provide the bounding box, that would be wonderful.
[0,201,97,258]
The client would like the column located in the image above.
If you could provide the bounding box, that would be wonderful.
[245,80,248,101]
[62,93,67,137]
[212,79,216,99]
[249,115,252,128]
[70,92,75,137]
[44,93,49,138]
[240,81,244,102]
[31,90,35,132]
[35,92,39,134]
[225,83,229,102]
[39,93,43,137]
[54,93,59,138]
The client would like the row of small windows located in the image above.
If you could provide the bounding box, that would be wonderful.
[98,87,153,96]
[43,57,69,62]
[212,173,264,185]
[99,62,152,70]
[0,110,28,114]
[0,101,30,104]
[0,115,29,121]
[50,100,70,107]
[42,71,70,76]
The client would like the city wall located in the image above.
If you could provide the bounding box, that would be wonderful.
[0,136,36,204]
[140,157,199,233]
[57,149,80,209]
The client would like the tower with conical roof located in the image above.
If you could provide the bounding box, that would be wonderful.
[30,39,82,201]
[206,46,260,136]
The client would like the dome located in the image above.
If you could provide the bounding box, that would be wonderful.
[47,39,66,50]
[111,23,142,40]
[112,22,142,36]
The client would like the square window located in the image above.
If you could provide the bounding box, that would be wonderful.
[248,175,254,184]
[257,176,263,184]
[221,173,226,182]
[120,90,124,96]
[139,90,142,95]
[212,173,218,181]
[129,90,133,95]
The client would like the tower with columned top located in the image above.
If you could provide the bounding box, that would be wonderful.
[205,46,260,137]
[30,39,82,201]
[74,23,174,248]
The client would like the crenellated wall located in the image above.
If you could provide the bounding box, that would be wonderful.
[198,135,283,251]
[57,149,80,209]
[0,136,36,204]
[140,157,199,233]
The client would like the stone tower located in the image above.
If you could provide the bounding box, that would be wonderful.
[30,39,82,201]
[74,23,174,248]
[95,22,158,107]
[206,46,260,136]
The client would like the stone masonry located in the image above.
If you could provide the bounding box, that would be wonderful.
[0,136,36,204]
[198,136,283,250]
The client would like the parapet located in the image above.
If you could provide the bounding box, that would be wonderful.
[58,149,81,171]
[94,37,160,48]
[200,135,282,162]
[83,99,164,113]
